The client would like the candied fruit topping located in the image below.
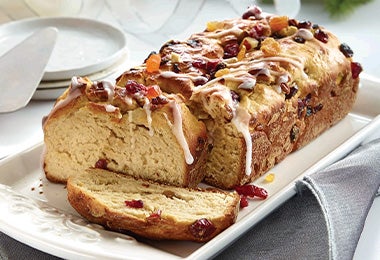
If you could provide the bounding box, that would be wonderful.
[240,195,249,208]
[223,41,240,58]
[351,62,363,79]
[146,53,161,73]
[260,37,281,56]
[206,21,224,31]
[242,5,262,20]
[146,85,162,100]
[241,37,259,51]
[237,44,246,61]
[189,218,217,239]
[125,199,144,208]
[265,173,275,182]
[269,16,289,32]
[235,184,268,199]
[125,80,147,96]
[339,43,354,58]
[297,20,312,29]
[214,68,230,78]
[314,29,329,43]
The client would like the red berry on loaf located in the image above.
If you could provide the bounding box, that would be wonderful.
[189,218,217,239]
[351,62,363,79]
[147,210,162,223]
[125,199,144,208]
[94,159,108,169]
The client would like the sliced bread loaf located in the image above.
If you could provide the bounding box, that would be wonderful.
[67,168,240,242]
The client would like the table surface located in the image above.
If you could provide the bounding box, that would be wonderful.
[0,0,379,259]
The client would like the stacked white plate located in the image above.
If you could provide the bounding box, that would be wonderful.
[0,17,128,100]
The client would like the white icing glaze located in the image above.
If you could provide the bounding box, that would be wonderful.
[43,77,84,127]
[105,104,117,113]
[100,79,116,101]
[168,101,194,165]
[142,99,154,136]
[204,26,244,39]
[160,71,208,84]
[231,105,252,176]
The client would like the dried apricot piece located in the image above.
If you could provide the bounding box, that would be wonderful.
[146,53,161,73]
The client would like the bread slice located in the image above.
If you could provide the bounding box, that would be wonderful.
[67,168,240,242]
[43,77,208,187]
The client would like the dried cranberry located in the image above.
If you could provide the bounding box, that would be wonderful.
[285,85,298,99]
[207,60,225,73]
[125,199,144,208]
[230,90,240,102]
[189,218,216,239]
[94,159,108,169]
[351,62,363,79]
[314,29,329,43]
[240,195,249,208]
[147,210,162,223]
[242,6,262,20]
[125,80,147,96]
[297,20,312,29]
[339,43,354,58]
[223,41,240,58]
[151,96,168,106]
[249,24,265,39]
[192,59,207,70]
[235,184,268,199]
[294,36,306,44]
[288,19,298,27]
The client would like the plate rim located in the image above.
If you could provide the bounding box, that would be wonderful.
[0,16,127,81]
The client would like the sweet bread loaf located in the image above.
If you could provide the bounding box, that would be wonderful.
[67,168,240,242]
[43,77,208,187]
[43,6,362,189]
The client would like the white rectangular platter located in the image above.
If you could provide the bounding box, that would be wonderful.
[0,75,379,259]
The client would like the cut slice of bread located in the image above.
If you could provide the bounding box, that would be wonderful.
[67,168,240,242]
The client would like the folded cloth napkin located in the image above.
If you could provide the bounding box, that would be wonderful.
[216,138,380,260]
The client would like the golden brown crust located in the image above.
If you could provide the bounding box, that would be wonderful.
[67,168,240,242]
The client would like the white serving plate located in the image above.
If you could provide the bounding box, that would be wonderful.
[0,75,379,259]
[0,17,127,81]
